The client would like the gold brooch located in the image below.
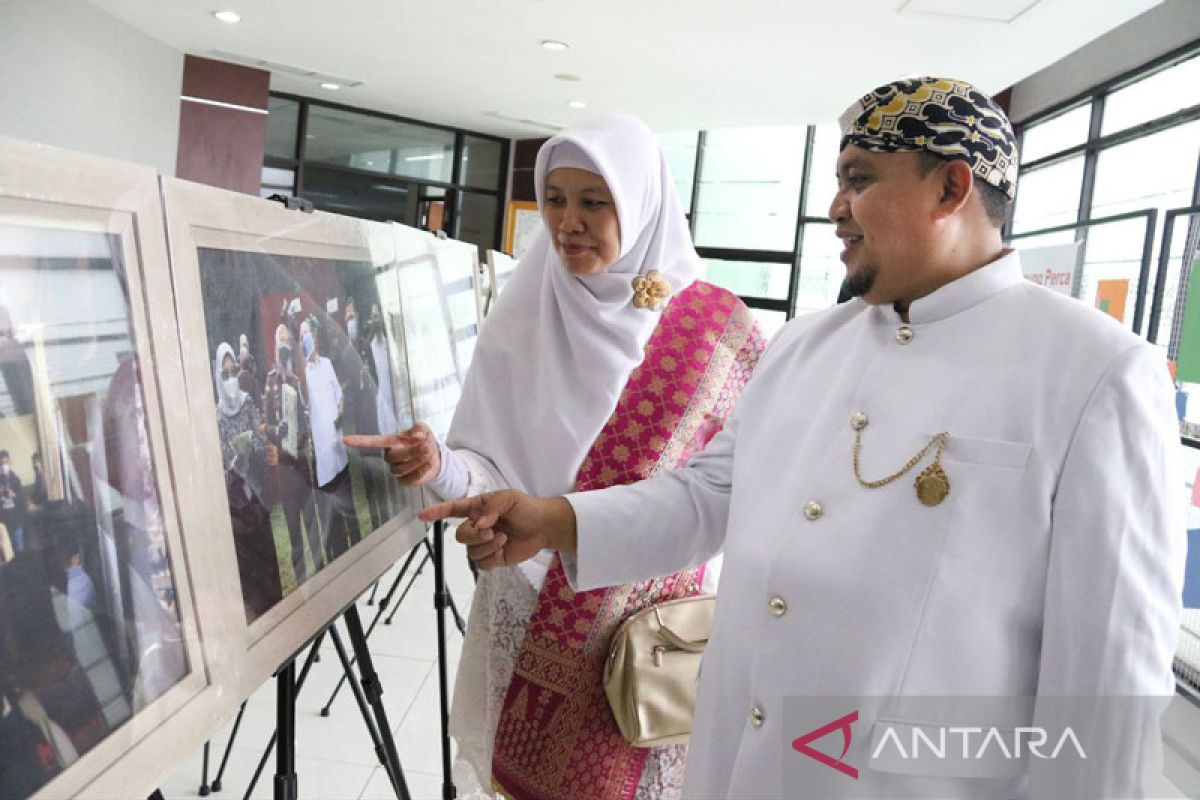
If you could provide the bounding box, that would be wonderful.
[632,270,671,311]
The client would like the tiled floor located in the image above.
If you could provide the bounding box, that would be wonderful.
[160,542,477,800]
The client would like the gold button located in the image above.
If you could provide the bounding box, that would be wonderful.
[768,597,787,616]
[803,500,823,521]
[749,706,765,728]
[896,326,914,344]
[850,411,869,431]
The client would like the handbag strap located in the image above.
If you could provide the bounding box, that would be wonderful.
[653,605,708,652]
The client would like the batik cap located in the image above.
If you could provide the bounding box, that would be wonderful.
[838,77,1019,201]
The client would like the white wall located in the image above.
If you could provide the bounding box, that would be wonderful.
[1009,0,1200,123]
[0,0,183,174]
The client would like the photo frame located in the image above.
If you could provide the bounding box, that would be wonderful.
[503,200,540,261]
[160,177,426,709]
[0,137,226,800]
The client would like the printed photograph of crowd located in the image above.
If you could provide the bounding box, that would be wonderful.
[0,228,188,798]
[197,248,414,623]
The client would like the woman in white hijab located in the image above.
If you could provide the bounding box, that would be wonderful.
[349,113,766,799]
[214,341,282,620]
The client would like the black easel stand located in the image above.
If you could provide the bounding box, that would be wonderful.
[211,701,248,792]
[243,633,325,800]
[198,741,211,796]
[384,537,466,633]
[320,543,424,717]
[431,520,456,800]
[274,660,298,800]
[342,605,412,800]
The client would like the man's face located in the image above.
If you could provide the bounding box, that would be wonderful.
[829,145,942,306]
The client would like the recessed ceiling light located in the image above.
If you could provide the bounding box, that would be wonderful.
[540,40,569,51]
[554,74,581,82]
[213,10,241,23]
[567,100,587,110]
[320,82,341,90]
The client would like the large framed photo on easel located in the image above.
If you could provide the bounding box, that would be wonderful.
[0,137,224,800]
[160,178,426,706]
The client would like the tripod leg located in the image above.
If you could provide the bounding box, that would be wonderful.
[328,623,403,798]
[244,633,324,800]
[343,605,412,800]
[199,741,211,796]
[421,539,466,633]
[366,579,380,605]
[212,700,248,792]
[322,545,421,716]
[274,661,298,800]
[385,550,430,626]
[431,521,457,800]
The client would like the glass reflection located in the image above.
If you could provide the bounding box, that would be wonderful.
[0,224,187,797]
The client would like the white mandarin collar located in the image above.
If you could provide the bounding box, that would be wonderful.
[873,249,1024,326]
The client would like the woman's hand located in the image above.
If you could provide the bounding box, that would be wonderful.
[344,422,441,486]
[420,491,577,570]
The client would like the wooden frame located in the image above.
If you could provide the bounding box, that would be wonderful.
[502,200,540,260]
[0,136,227,800]
[160,177,427,704]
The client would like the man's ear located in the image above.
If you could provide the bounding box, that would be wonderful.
[934,159,973,220]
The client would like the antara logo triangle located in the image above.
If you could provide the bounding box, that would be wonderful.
[791,710,859,780]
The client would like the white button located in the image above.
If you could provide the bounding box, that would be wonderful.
[850,411,869,431]
[768,597,788,616]
[749,706,766,728]
[896,326,914,344]
[803,500,824,521]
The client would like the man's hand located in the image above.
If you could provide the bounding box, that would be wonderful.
[420,491,577,570]
[344,422,440,485]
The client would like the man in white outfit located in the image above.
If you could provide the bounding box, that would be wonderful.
[423,78,1186,799]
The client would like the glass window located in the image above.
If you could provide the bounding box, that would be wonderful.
[456,192,499,258]
[259,166,295,200]
[794,222,844,315]
[1102,54,1200,136]
[1011,156,1085,234]
[804,124,842,218]
[656,131,699,210]
[701,259,789,300]
[1091,120,1200,342]
[460,136,503,191]
[1075,215,1153,331]
[300,166,414,224]
[304,106,455,183]
[265,96,300,160]
[693,126,806,250]
[1020,103,1092,163]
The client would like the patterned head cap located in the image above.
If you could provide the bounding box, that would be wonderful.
[838,77,1018,201]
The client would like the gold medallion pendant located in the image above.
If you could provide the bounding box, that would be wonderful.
[915,463,950,507]
[851,413,950,509]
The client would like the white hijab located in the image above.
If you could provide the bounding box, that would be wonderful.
[214,341,249,417]
[448,112,702,496]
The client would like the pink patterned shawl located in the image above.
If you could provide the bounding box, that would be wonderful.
[491,281,766,800]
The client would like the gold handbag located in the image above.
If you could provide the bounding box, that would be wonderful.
[603,594,716,748]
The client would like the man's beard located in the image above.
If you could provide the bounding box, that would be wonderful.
[844,264,877,298]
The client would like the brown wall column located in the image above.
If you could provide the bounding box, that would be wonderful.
[176,54,270,195]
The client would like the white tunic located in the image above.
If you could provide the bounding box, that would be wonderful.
[566,251,1186,799]
[305,355,347,487]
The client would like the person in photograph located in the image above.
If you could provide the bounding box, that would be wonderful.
[28,452,47,512]
[351,113,767,799]
[340,298,387,531]
[301,318,357,559]
[0,450,27,554]
[0,306,35,417]
[214,342,281,620]
[425,79,1184,799]
[237,333,262,411]
[263,323,321,586]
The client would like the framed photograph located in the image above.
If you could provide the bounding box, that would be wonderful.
[390,225,479,440]
[0,137,225,800]
[160,178,426,703]
[503,200,541,261]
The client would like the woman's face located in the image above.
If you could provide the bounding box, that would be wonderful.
[221,354,237,380]
[543,168,621,275]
